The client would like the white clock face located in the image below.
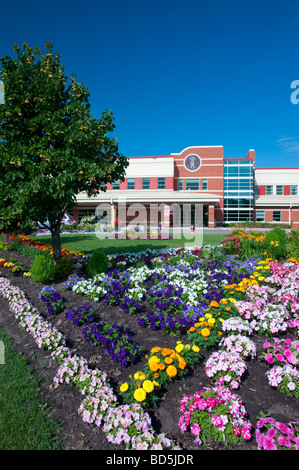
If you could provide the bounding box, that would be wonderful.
[184,154,201,171]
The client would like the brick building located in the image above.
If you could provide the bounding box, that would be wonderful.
[74,146,299,228]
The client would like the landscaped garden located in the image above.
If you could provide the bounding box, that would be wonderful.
[0,226,299,451]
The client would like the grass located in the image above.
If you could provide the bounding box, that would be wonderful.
[0,327,62,450]
[36,232,226,255]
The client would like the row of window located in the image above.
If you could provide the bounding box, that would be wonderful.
[263,185,298,195]
[111,178,209,191]
[256,210,281,222]
[112,177,167,190]
[178,178,208,191]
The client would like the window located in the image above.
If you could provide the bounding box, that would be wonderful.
[276,185,284,195]
[273,211,281,222]
[142,177,150,189]
[256,210,265,222]
[127,178,135,189]
[178,179,183,191]
[290,185,298,195]
[202,178,208,190]
[158,177,165,189]
[112,180,120,190]
[266,185,273,195]
[186,179,199,191]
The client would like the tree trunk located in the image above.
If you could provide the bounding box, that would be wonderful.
[51,225,62,259]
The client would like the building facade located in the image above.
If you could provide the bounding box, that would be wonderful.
[73,146,299,228]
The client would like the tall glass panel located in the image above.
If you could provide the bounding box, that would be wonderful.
[223,160,254,223]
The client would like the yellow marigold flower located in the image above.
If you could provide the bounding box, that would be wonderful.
[143,380,154,393]
[153,380,159,386]
[134,371,146,380]
[159,363,166,370]
[175,343,184,353]
[192,345,200,352]
[201,328,211,337]
[166,365,177,377]
[205,313,212,318]
[134,388,147,402]
[120,383,129,392]
[258,276,265,281]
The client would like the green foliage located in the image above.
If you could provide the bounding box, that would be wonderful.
[286,227,299,258]
[29,254,55,283]
[0,42,128,256]
[86,249,109,277]
[53,258,73,280]
[264,227,288,260]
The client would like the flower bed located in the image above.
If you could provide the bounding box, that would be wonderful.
[0,242,299,450]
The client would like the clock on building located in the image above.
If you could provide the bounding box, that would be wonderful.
[184,154,201,171]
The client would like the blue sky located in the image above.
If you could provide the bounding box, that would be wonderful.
[1,0,299,168]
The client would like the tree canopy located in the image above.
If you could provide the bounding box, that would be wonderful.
[0,42,128,256]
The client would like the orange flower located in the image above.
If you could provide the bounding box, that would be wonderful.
[210,301,219,308]
[165,357,173,364]
[179,359,187,369]
[166,365,177,377]
[162,348,173,356]
[201,328,211,337]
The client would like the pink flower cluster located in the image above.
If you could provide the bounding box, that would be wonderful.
[179,386,252,445]
[256,416,299,450]
[262,337,299,367]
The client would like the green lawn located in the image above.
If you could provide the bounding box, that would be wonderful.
[37,232,226,255]
[0,327,61,450]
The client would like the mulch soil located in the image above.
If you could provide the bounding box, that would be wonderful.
[0,249,299,452]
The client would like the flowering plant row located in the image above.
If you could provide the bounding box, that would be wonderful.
[0,278,65,351]
[39,286,65,315]
[82,320,144,368]
[0,277,181,450]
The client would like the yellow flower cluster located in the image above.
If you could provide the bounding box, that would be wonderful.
[119,342,201,407]
[249,258,274,283]
[119,370,159,404]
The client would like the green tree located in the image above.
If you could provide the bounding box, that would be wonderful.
[0,42,128,256]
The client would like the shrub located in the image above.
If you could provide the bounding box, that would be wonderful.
[29,254,55,283]
[54,258,73,280]
[264,227,288,260]
[286,227,299,258]
[86,249,109,277]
